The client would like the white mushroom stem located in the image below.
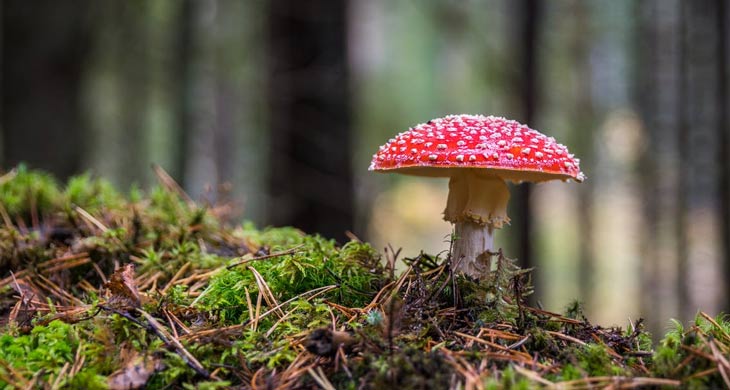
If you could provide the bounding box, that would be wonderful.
[444,170,511,279]
[453,222,495,278]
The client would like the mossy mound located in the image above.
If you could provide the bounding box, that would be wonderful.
[0,167,728,389]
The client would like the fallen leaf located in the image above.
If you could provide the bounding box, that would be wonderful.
[105,264,141,311]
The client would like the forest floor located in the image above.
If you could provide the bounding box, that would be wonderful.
[0,167,729,389]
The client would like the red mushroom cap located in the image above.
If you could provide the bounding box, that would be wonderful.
[369,114,584,183]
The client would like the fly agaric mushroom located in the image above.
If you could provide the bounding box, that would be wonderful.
[370,114,584,279]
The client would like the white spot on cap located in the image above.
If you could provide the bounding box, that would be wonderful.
[457,140,466,146]
[412,139,424,144]
[428,154,438,161]
[535,151,544,159]
[564,161,573,168]
[531,138,539,144]
[469,155,477,161]
[391,147,397,152]
[456,154,464,162]
[476,143,486,149]
[505,153,514,160]
[425,142,433,147]
[400,147,407,152]
[497,140,507,147]
[397,140,406,145]
[479,136,487,141]
[521,148,531,155]
[378,155,385,160]
[512,137,523,143]
[411,148,418,154]
[437,143,447,149]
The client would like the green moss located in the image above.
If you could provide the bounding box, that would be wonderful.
[65,173,125,213]
[0,321,106,389]
[652,314,730,387]
[0,164,61,218]
[564,300,584,320]
[576,344,626,376]
[496,366,535,389]
[556,364,583,381]
[199,231,381,325]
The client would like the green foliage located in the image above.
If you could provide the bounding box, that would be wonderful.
[556,364,582,381]
[576,344,626,376]
[627,321,653,352]
[243,225,307,249]
[0,321,106,389]
[65,173,125,213]
[166,284,192,306]
[139,241,228,280]
[564,300,584,320]
[76,226,129,254]
[653,314,730,388]
[0,164,61,218]
[482,366,534,390]
[200,230,381,324]
[148,186,189,224]
[653,319,687,376]
[145,350,193,388]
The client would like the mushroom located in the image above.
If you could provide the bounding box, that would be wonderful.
[369,114,584,279]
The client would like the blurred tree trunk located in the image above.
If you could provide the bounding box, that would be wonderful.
[674,0,692,320]
[639,0,726,327]
[116,1,150,187]
[509,0,541,275]
[173,0,194,186]
[636,0,682,335]
[1,1,92,179]
[717,0,730,313]
[679,0,725,318]
[571,1,596,308]
[267,0,354,242]
[676,0,689,320]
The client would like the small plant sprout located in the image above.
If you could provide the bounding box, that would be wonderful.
[370,114,584,279]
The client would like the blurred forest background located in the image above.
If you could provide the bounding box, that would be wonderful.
[0,0,728,338]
